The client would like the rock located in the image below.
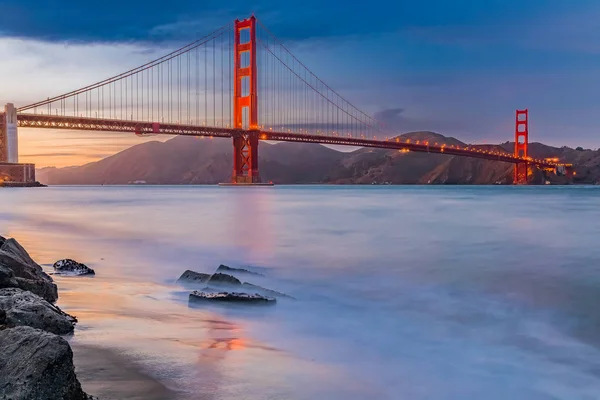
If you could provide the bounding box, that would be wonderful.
[0,288,77,335]
[177,270,211,284]
[53,259,95,276]
[0,264,19,288]
[207,273,242,286]
[241,282,295,299]
[216,264,264,276]
[189,291,276,304]
[0,236,58,303]
[0,326,91,400]
[0,309,5,325]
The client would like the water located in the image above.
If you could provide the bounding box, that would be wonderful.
[2,185,600,399]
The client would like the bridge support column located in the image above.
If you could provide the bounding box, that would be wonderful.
[231,16,260,184]
[0,104,18,163]
[232,131,260,183]
[514,109,529,185]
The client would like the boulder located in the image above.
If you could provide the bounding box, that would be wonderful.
[0,326,91,400]
[207,273,242,286]
[0,264,19,288]
[177,270,211,284]
[53,259,95,276]
[0,288,77,335]
[0,236,58,303]
[216,264,264,276]
[189,291,276,304]
[241,282,295,299]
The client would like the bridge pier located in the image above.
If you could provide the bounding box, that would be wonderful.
[0,103,18,163]
[232,131,260,183]
[514,162,528,185]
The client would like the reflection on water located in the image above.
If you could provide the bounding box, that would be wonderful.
[2,185,600,399]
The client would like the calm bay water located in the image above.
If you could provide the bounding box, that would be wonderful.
[2,185,600,399]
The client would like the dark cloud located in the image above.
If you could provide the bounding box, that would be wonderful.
[0,0,558,44]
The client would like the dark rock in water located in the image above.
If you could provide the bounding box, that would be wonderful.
[189,291,276,304]
[53,259,95,276]
[208,273,242,286]
[0,236,58,303]
[217,264,264,276]
[0,288,77,335]
[177,270,211,284]
[0,326,92,400]
[241,282,295,299]
[0,308,5,325]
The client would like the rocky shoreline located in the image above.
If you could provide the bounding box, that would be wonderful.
[0,235,95,399]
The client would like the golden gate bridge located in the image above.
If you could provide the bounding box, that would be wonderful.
[0,16,572,185]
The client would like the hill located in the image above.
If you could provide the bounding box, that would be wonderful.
[36,132,600,185]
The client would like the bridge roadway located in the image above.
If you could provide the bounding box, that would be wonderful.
[16,113,569,170]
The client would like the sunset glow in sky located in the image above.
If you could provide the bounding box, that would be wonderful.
[2,0,600,167]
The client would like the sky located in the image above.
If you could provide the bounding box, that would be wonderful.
[1,0,599,167]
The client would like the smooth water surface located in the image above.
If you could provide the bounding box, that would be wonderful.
[2,185,600,399]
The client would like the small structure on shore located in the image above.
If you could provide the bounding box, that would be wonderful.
[0,104,43,187]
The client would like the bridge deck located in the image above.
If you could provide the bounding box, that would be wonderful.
[16,113,569,170]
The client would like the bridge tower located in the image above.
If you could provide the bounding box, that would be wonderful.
[232,16,260,184]
[514,109,529,185]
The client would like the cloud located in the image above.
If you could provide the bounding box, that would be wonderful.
[373,108,469,135]
[0,38,163,106]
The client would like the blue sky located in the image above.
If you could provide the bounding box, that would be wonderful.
[1,0,599,166]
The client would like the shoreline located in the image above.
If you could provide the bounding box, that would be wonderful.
[71,342,177,400]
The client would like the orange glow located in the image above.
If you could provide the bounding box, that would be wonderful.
[19,127,172,168]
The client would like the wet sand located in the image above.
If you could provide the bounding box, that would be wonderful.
[71,343,178,400]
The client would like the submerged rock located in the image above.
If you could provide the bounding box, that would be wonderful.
[0,326,92,400]
[217,264,264,276]
[177,270,211,284]
[53,259,95,276]
[241,282,295,299]
[0,235,58,303]
[207,273,242,286]
[189,291,276,304]
[0,288,77,335]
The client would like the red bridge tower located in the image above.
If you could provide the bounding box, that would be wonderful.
[514,109,529,185]
[232,16,260,183]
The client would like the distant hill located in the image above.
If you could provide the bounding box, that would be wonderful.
[36,132,600,185]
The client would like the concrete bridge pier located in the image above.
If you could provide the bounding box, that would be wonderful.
[0,103,38,186]
[0,103,18,163]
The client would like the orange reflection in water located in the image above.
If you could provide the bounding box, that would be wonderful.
[230,188,275,260]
